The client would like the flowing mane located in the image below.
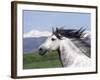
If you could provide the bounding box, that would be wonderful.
[53,27,86,39]
[53,27,91,57]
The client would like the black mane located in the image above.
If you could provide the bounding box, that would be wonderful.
[53,27,86,39]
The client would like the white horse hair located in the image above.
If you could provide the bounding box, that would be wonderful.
[38,27,91,67]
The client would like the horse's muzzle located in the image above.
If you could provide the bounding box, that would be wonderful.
[38,48,48,56]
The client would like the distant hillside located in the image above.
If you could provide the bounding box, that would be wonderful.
[23,30,51,53]
[23,37,47,53]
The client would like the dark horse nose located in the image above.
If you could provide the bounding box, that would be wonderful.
[38,47,47,56]
[39,48,43,51]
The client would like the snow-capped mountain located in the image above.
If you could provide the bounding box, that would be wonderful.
[24,30,52,38]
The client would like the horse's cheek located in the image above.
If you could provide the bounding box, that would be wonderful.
[44,41,52,49]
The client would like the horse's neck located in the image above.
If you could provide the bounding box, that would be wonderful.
[60,38,83,56]
[59,38,85,66]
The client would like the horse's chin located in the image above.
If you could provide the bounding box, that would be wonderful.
[39,50,48,56]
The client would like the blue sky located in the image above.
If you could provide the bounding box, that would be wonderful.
[23,10,91,33]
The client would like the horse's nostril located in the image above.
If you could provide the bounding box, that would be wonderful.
[39,48,43,51]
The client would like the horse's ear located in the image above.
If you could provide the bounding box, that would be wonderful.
[52,27,54,33]
[56,27,59,32]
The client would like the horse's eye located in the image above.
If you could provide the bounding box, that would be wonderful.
[51,38,56,41]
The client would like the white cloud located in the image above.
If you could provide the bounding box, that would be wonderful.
[24,30,52,38]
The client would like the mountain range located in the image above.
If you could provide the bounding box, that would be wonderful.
[23,30,51,53]
[23,37,47,53]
